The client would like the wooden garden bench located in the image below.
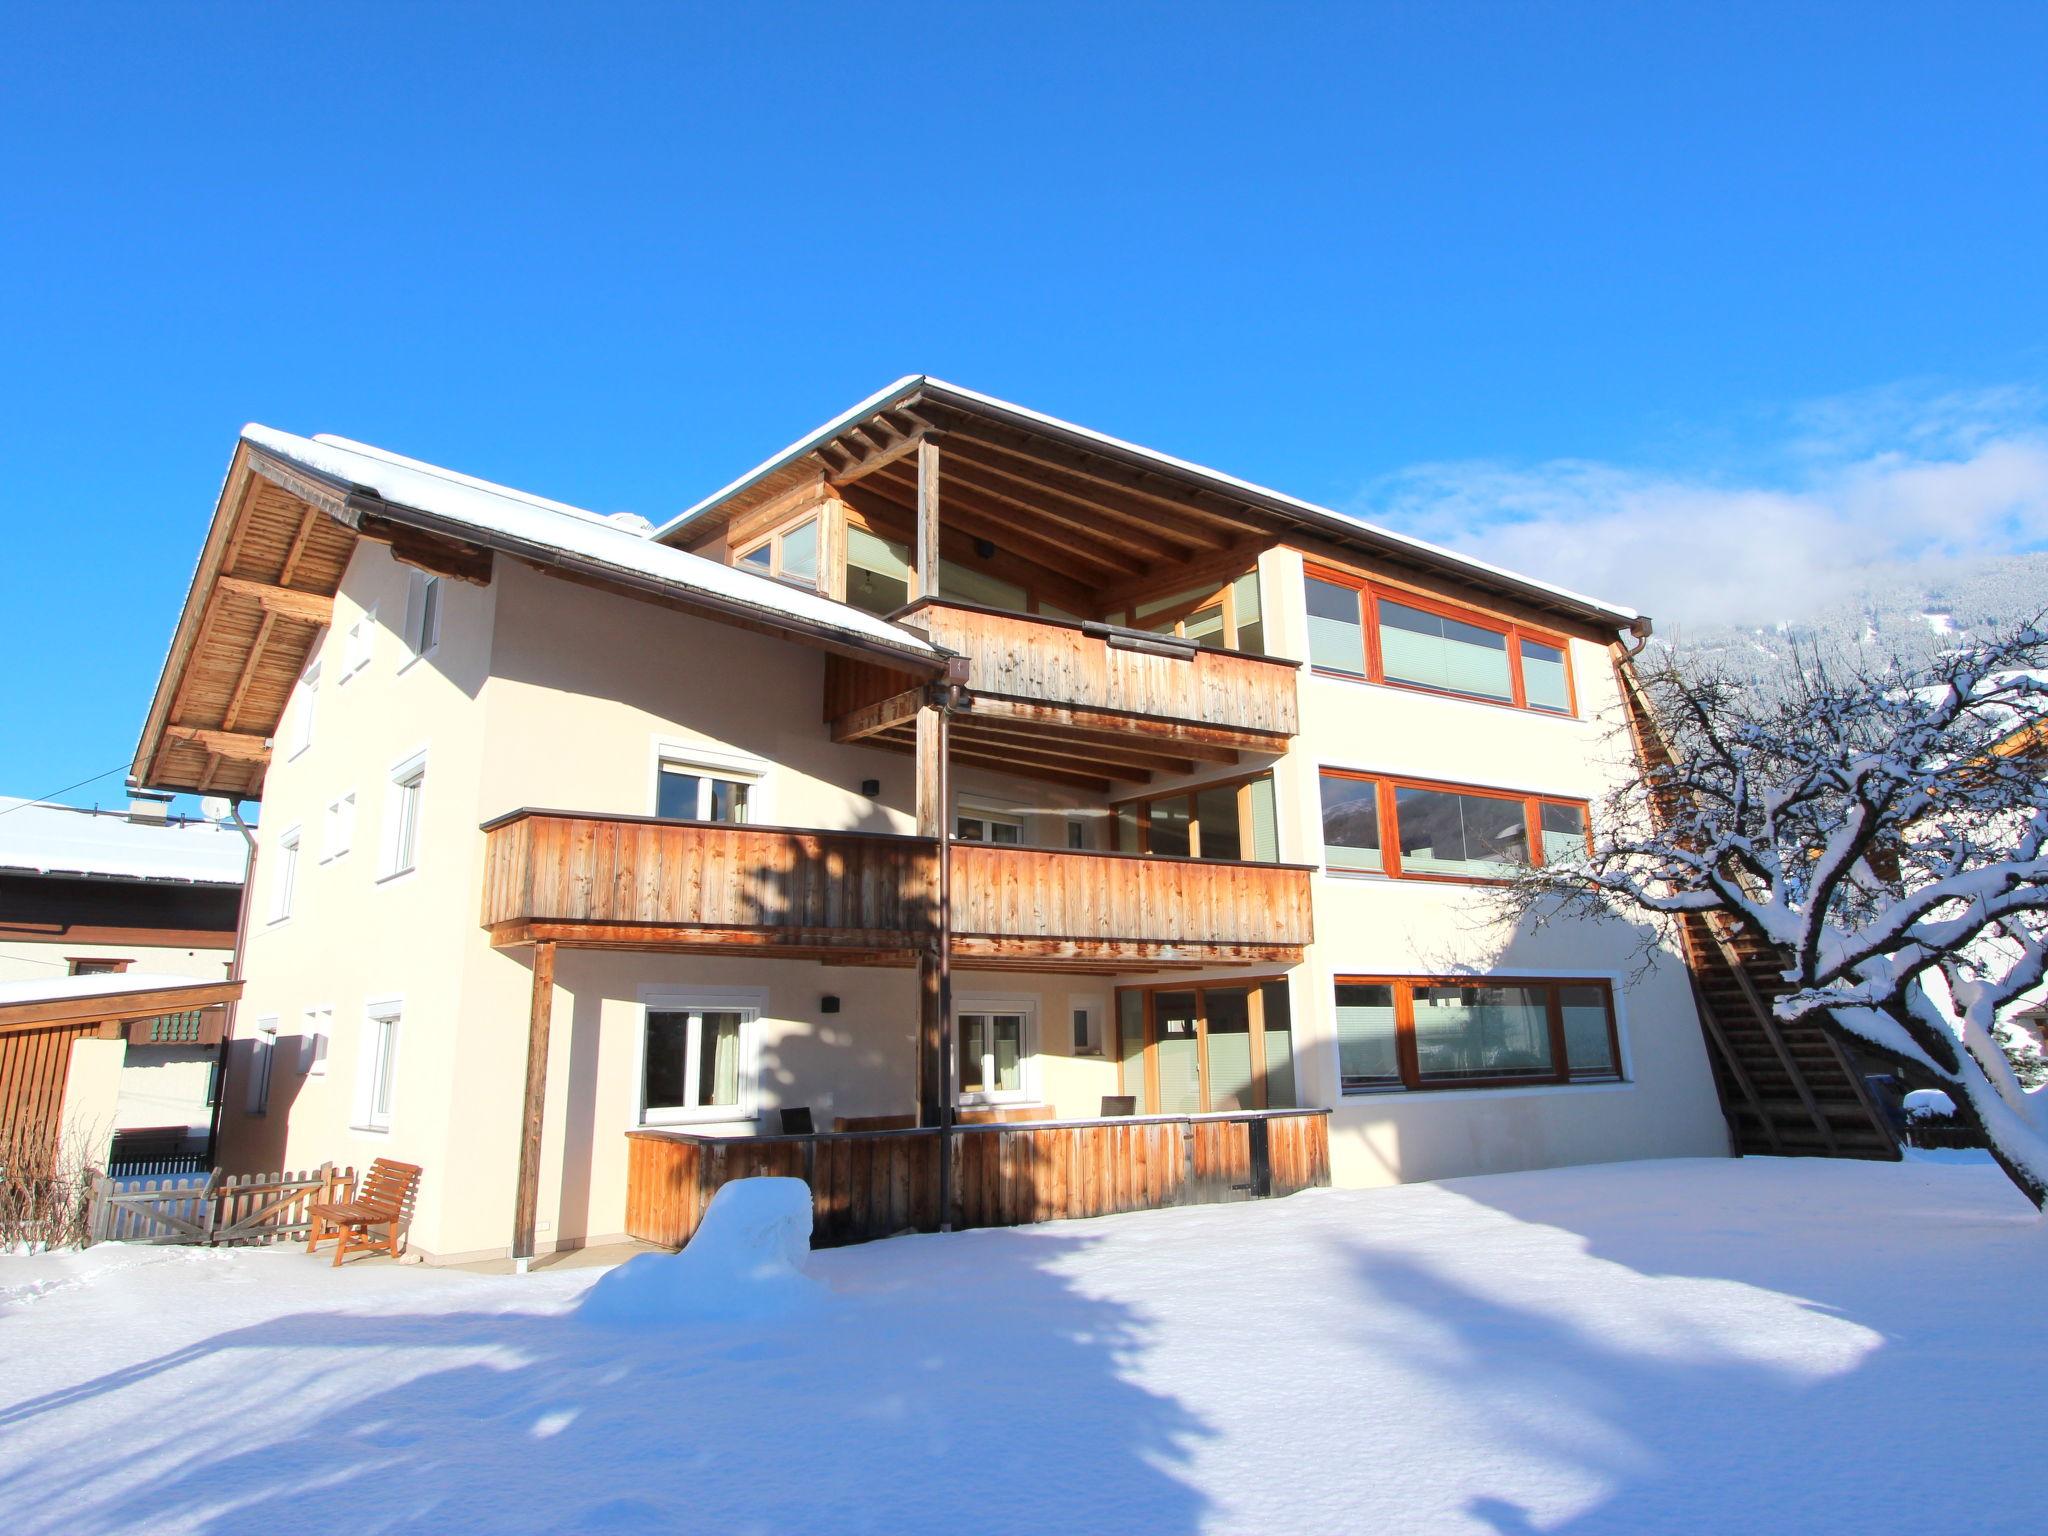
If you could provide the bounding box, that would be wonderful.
[305,1158,421,1266]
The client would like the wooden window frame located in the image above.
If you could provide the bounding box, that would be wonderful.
[1121,567,1264,653]
[1113,769,1278,863]
[1114,976,1295,1113]
[1304,563,1580,717]
[733,510,826,593]
[1317,768,1589,886]
[1335,975,1624,1093]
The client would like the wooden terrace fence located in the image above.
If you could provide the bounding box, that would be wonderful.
[625,1108,1331,1250]
[91,1164,354,1246]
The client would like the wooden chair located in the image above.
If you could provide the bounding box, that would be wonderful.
[306,1158,421,1267]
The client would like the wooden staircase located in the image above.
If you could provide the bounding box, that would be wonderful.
[1616,652,1900,1161]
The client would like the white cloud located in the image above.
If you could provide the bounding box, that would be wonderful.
[1359,384,2048,630]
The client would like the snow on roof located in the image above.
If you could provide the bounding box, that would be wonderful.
[653,376,1643,626]
[239,426,943,665]
[0,800,247,886]
[0,971,232,1009]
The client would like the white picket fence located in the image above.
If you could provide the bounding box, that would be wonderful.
[90,1164,353,1247]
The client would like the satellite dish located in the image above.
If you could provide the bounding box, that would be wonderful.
[199,796,232,822]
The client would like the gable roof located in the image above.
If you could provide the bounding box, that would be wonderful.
[0,799,247,886]
[132,427,949,799]
[656,376,1646,632]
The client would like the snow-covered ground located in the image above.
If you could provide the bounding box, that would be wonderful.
[1,1154,2039,1535]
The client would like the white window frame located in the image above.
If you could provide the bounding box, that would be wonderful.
[380,748,428,882]
[289,661,319,759]
[732,513,823,591]
[634,985,765,1127]
[341,605,376,681]
[1070,995,1107,1056]
[355,998,402,1132]
[648,740,772,824]
[955,803,1026,845]
[322,791,356,863]
[952,993,1040,1106]
[246,1017,278,1114]
[400,569,442,667]
[299,1006,331,1075]
[269,827,301,924]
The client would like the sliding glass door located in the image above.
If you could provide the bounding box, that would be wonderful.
[1114,979,1295,1114]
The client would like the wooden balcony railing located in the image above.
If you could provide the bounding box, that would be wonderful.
[480,811,938,956]
[482,812,1314,967]
[949,843,1313,965]
[827,601,1299,780]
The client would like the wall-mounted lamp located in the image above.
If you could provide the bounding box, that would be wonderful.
[974,538,996,559]
[821,995,841,1014]
[860,778,881,798]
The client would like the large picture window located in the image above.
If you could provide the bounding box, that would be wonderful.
[1303,565,1577,716]
[1319,770,1587,882]
[1113,569,1267,655]
[1336,976,1622,1093]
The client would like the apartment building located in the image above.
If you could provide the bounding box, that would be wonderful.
[133,378,1732,1262]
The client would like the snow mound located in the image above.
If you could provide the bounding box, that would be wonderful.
[576,1177,821,1328]
[1903,1088,1957,1118]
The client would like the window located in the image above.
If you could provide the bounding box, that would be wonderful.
[939,560,1029,614]
[846,525,912,616]
[1335,977,1623,1093]
[955,809,1023,845]
[1115,980,1295,1113]
[290,663,319,757]
[1303,566,1576,715]
[1115,772,1280,863]
[68,957,131,976]
[640,999,757,1124]
[734,514,822,590]
[323,792,355,862]
[1318,770,1587,882]
[956,1003,1034,1104]
[357,1004,400,1131]
[1121,569,1268,655]
[657,761,754,823]
[299,1008,331,1075]
[383,754,425,878]
[247,1019,278,1114]
[1071,999,1105,1056]
[270,828,301,922]
[342,607,376,679]
[402,570,441,661]
[1067,816,1092,851]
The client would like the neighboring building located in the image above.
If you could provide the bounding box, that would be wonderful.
[134,378,1736,1263]
[0,795,247,1163]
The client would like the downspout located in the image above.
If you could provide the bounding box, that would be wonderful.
[204,800,259,1167]
[934,672,962,1233]
[1621,615,1654,659]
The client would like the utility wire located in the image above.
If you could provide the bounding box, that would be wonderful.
[0,758,140,818]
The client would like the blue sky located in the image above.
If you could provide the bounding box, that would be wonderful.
[2,2,2045,808]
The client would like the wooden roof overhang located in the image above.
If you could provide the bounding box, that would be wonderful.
[134,438,953,802]
[660,377,1652,643]
[0,978,243,1040]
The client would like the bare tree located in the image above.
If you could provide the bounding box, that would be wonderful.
[1508,629,2048,1211]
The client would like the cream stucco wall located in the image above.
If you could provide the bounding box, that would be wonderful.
[214,532,1726,1262]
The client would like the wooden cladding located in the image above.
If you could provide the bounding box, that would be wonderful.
[623,1109,1331,1249]
[0,1022,97,1158]
[481,812,938,955]
[482,812,1312,966]
[949,843,1313,965]
[909,600,1298,738]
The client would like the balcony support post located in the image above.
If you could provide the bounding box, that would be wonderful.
[915,437,941,599]
[512,938,556,1273]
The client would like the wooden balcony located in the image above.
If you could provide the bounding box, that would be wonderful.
[625,1108,1332,1249]
[481,812,1312,968]
[480,811,938,958]
[827,599,1299,788]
